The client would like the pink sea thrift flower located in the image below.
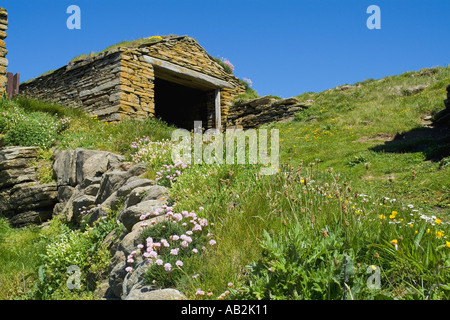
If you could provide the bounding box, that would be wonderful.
[164,263,172,272]
[161,239,170,247]
[155,259,163,266]
[196,289,205,296]
[209,240,216,246]
[176,260,183,267]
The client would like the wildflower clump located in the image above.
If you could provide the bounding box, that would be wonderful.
[129,136,174,168]
[155,161,189,187]
[125,206,216,289]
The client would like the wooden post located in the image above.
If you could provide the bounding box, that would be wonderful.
[13,73,19,96]
[6,72,19,98]
[215,88,221,131]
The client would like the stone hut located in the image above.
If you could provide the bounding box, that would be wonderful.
[0,7,8,96]
[20,35,246,130]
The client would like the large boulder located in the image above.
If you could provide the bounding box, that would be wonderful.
[0,146,39,170]
[95,170,130,205]
[119,185,169,217]
[0,167,37,189]
[53,149,77,187]
[53,148,125,187]
[101,178,155,211]
[9,209,53,227]
[95,163,149,205]
[0,147,57,224]
[118,200,167,232]
[9,182,57,212]
[75,149,125,186]
[72,194,96,223]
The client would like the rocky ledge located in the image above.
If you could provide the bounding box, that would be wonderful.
[0,146,186,299]
[0,146,57,227]
[226,95,310,129]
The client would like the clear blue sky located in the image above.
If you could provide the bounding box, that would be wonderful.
[3,0,450,98]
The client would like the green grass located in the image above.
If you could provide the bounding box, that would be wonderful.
[273,65,450,214]
[0,218,65,300]
[1,95,176,158]
[69,36,167,63]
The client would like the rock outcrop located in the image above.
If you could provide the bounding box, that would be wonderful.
[0,146,58,227]
[227,95,310,129]
[0,145,185,299]
[50,148,181,299]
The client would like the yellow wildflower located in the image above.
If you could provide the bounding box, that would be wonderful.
[446,241,450,248]
[436,231,444,239]
[390,239,398,245]
[435,219,442,224]
[379,214,386,220]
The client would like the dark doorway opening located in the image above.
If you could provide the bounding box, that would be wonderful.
[154,78,210,131]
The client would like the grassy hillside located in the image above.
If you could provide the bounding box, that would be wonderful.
[279,66,450,214]
[0,65,449,300]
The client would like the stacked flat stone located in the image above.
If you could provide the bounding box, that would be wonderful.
[432,84,450,127]
[226,95,310,129]
[20,36,246,124]
[0,147,58,227]
[0,7,7,96]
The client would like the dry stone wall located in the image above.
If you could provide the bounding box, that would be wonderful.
[0,7,7,96]
[20,36,246,125]
[136,36,245,125]
[20,50,124,122]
